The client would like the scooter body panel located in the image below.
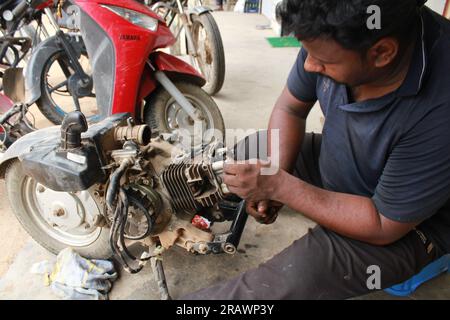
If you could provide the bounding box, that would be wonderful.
[74,0,176,118]
[137,51,206,102]
[0,126,60,177]
[36,0,54,10]
[0,93,14,114]
[151,51,205,83]
[136,51,205,120]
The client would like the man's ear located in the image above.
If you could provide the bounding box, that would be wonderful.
[367,37,399,68]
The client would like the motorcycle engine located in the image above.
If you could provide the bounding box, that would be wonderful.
[106,133,230,253]
[21,112,234,268]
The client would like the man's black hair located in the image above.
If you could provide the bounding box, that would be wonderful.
[280,0,427,53]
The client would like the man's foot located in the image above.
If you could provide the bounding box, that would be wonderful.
[215,5,224,11]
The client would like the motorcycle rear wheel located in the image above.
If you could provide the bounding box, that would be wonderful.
[5,160,112,259]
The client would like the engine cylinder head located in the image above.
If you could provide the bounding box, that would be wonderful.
[161,162,225,211]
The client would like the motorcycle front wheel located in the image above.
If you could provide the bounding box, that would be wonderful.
[144,81,225,148]
[36,50,96,125]
[5,160,112,259]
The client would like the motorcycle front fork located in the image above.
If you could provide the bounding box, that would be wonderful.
[146,60,204,122]
[44,8,91,112]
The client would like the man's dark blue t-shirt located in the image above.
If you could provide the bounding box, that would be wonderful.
[287,7,450,252]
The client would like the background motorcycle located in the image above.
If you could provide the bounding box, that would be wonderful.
[0,0,57,148]
[0,0,92,127]
[149,0,226,96]
[0,0,46,65]
[0,0,51,92]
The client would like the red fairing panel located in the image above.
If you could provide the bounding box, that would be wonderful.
[0,93,14,114]
[76,0,165,23]
[74,0,175,116]
[36,0,54,10]
[152,51,204,80]
[137,51,206,105]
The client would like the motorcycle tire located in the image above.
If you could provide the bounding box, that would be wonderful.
[190,13,226,96]
[5,160,112,259]
[35,49,94,125]
[144,81,225,145]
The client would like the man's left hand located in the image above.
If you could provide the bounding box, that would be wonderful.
[223,160,285,202]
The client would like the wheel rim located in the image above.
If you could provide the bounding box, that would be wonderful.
[43,51,98,120]
[22,177,102,247]
[192,20,214,84]
[164,93,216,145]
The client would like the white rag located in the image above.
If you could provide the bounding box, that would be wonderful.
[30,248,118,300]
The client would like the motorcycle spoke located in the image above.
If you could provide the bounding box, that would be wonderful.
[48,79,68,93]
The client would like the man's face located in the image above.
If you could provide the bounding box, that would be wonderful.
[301,38,373,87]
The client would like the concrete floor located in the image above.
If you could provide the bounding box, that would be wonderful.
[0,12,449,300]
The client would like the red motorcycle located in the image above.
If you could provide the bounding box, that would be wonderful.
[8,0,223,138]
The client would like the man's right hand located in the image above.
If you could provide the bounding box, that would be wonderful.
[246,200,283,224]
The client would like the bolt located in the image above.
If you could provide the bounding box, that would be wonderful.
[198,243,208,254]
[94,190,104,197]
[224,244,236,254]
[53,208,65,217]
[84,224,91,230]
[37,185,45,193]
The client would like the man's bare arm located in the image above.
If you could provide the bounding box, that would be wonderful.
[268,86,316,173]
[275,173,419,245]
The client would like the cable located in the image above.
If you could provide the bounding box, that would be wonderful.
[106,163,152,274]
